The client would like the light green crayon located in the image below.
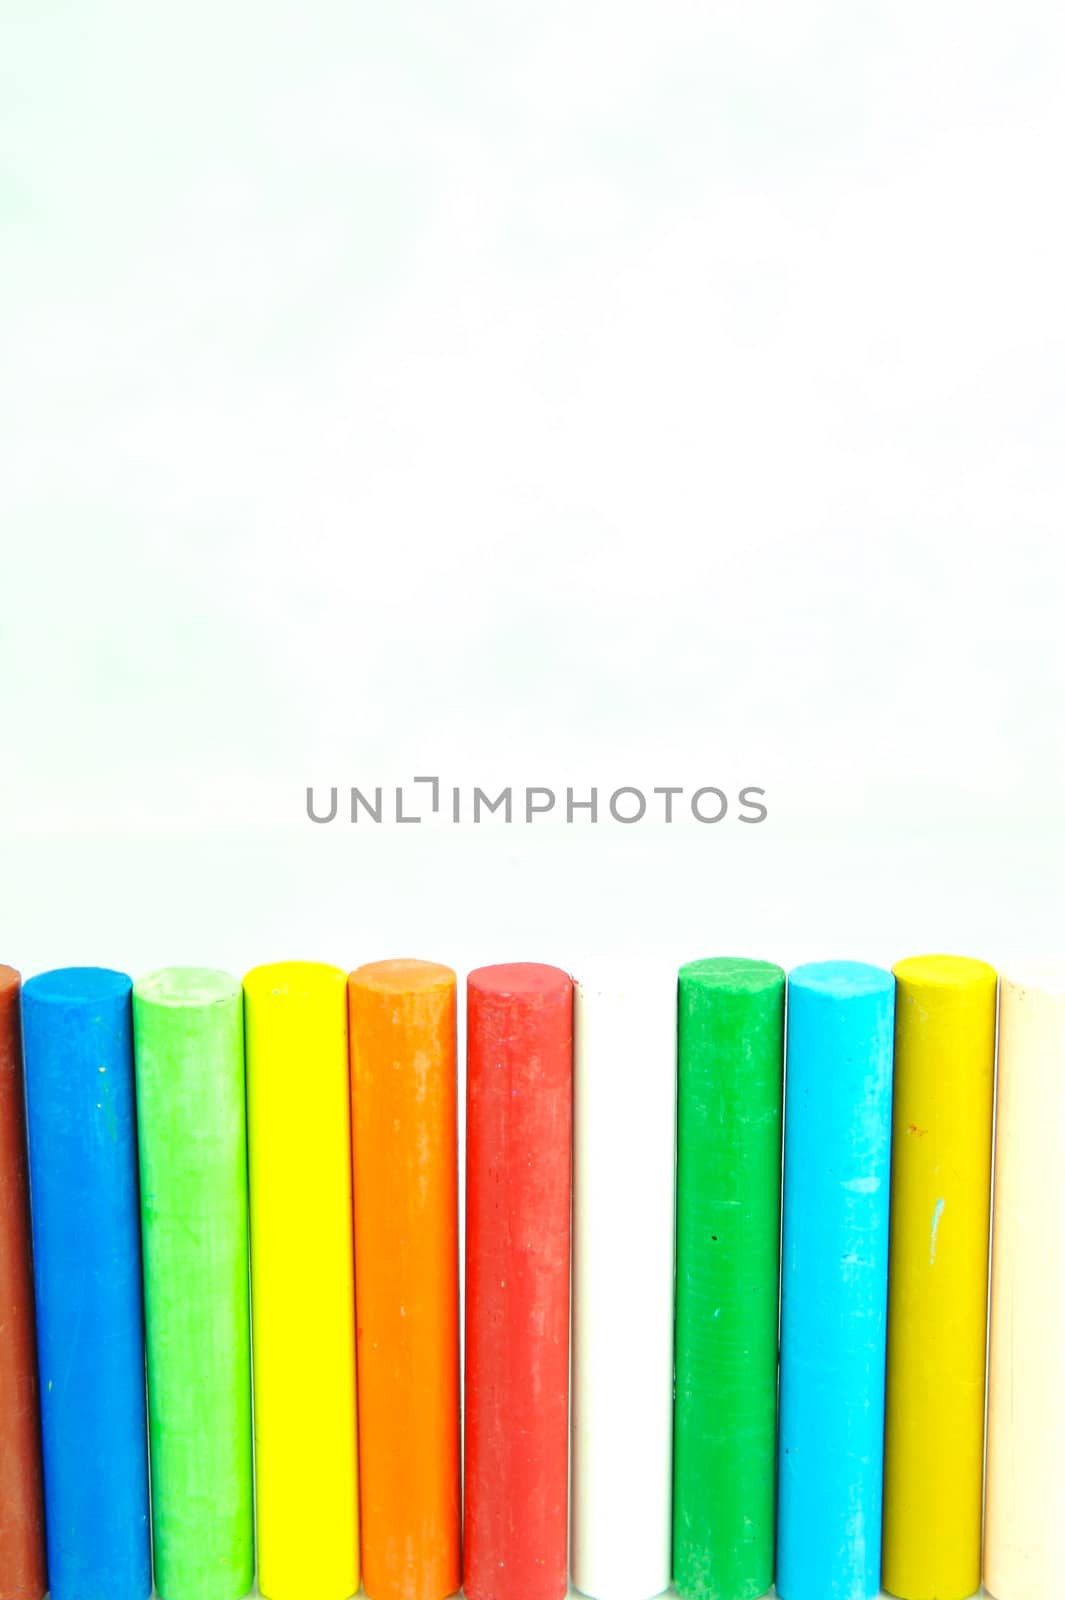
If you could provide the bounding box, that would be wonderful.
[132,968,253,1600]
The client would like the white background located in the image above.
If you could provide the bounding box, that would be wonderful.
[3,2,1065,989]
[3,6,1063,1598]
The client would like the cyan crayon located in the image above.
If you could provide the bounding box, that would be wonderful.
[776,961,895,1600]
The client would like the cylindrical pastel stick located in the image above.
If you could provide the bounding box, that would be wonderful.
[132,968,253,1600]
[244,963,359,1600]
[20,969,150,1600]
[348,961,459,1600]
[882,955,997,1600]
[984,965,1065,1600]
[777,961,895,1600]
[571,971,676,1600]
[673,958,785,1600]
[464,963,573,1600]
[0,968,46,1600]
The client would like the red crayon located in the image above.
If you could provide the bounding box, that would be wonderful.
[464,963,573,1600]
[0,968,46,1600]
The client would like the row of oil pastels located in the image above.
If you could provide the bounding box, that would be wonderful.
[0,953,1061,1600]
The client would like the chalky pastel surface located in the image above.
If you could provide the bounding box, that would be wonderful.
[984,966,1065,1600]
[882,955,996,1600]
[21,968,150,1600]
[0,967,46,1600]
[777,961,895,1600]
[464,963,573,1600]
[571,971,676,1600]
[244,962,358,1600]
[132,968,253,1600]
[673,958,784,1600]
[349,960,460,1600]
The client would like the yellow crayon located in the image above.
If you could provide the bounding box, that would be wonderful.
[882,955,997,1600]
[244,962,359,1600]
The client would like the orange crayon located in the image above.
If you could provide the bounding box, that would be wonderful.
[348,961,460,1600]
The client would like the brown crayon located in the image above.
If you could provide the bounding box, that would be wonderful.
[0,966,46,1600]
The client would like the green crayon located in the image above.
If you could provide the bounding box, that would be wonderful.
[132,968,253,1600]
[673,958,785,1600]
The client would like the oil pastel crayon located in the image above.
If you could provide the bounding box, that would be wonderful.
[984,965,1065,1600]
[571,969,676,1600]
[132,968,253,1600]
[777,961,894,1600]
[0,967,46,1600]
[464,963,573,1600]
[882,956,996,1600]
[674,958,785,1600]
[245,962,359,1600]
[349,960,460,1600]
[22,968,151,1600]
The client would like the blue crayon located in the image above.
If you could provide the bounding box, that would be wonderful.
[776,961,895,1600]
[21,968,151,1600]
